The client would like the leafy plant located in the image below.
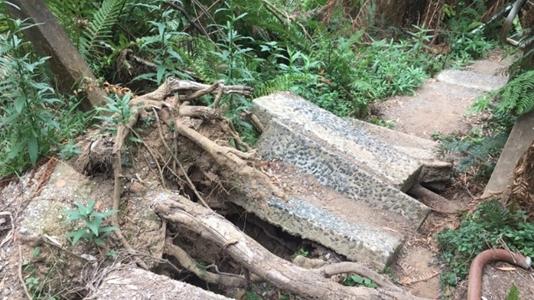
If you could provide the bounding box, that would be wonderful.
[489,70,534,122]
[438,200,534,286]
[66,200,116,246]
[436,130,508,180]
[294,247,310,258]
[342,274,378,289]
[79,0,128,59]
[441,69,534,180]
[95,93,133,129]
[506,284,520,300]
[0,18,62,176]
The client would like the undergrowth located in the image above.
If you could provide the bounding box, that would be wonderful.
[438,200,534,287]
[0,0,506,177]
[0,17,91,177]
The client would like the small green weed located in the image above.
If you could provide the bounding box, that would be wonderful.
[95,93,133,129]
[506,284,520,300]
[66,200,116,246]
[438,200,534,286]
[294,247,310,258]
[435,129,508,180]
[342,274,378,289]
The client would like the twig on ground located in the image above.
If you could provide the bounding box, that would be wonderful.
[18,245,32,300]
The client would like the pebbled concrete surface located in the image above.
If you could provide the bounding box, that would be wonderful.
[256,120,430,229]
[229,162,408,269]
[253,92,423,190]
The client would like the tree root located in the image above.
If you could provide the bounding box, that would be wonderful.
[164,239,248,288]
[173,119,285,200]
[108,78,254,268]
[152,192,426,300]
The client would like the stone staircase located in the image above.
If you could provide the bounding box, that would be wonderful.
[229,92,445,269]
[224,58,509,270]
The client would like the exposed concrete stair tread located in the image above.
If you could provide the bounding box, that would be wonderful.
[255,118,430,229]
[436,69,507,92]
[253,92,422,190]
[378,80,485,138]
[347,117,438,161]
[230,163,408,269]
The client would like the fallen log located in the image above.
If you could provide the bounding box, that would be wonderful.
[152,191,426,300]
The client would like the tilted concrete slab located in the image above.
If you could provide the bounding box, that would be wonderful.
[256,120,429,229]
[436,69,507,92]
[252,93,429,228]
[253,92,422,190]
[228,163,409,269]
[92,267,230,300]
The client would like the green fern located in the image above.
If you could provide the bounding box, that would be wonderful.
[79,0,127,59]
[496,70,534,118]
[254,73,313,97]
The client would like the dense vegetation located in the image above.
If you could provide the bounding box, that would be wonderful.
[0,0,507,177]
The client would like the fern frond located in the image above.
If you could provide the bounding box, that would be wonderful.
[79,0,127,59]
[496,70,534,117]
[254,73,313,97]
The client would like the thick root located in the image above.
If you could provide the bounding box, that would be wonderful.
[152,192,425,300]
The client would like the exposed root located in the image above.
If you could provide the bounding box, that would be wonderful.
[152,192,425,299]
[152,108,211,210]
[164,239,248,288]
[318,262,401,292]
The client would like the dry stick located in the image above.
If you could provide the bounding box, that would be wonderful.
[318,262,401,292]
[152,108,212,210]
[112,149,149,270]
[164,239,247,288]
[152,194,425,300]
[211,88,224,108]
[181,81,222,101]
[18,245,32,300]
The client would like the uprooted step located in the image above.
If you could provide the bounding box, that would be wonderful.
[253,92,423,191]
[252,93,431,227]
[227,163,411,270]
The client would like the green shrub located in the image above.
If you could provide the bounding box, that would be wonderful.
[438,200,534,286]
[0,18,92,177]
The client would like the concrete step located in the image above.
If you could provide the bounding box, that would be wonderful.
[436,69,507,92]
[228,163,409,269]
[347,118,452,187]
[252,93,430,229]
[253,92,422,190]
